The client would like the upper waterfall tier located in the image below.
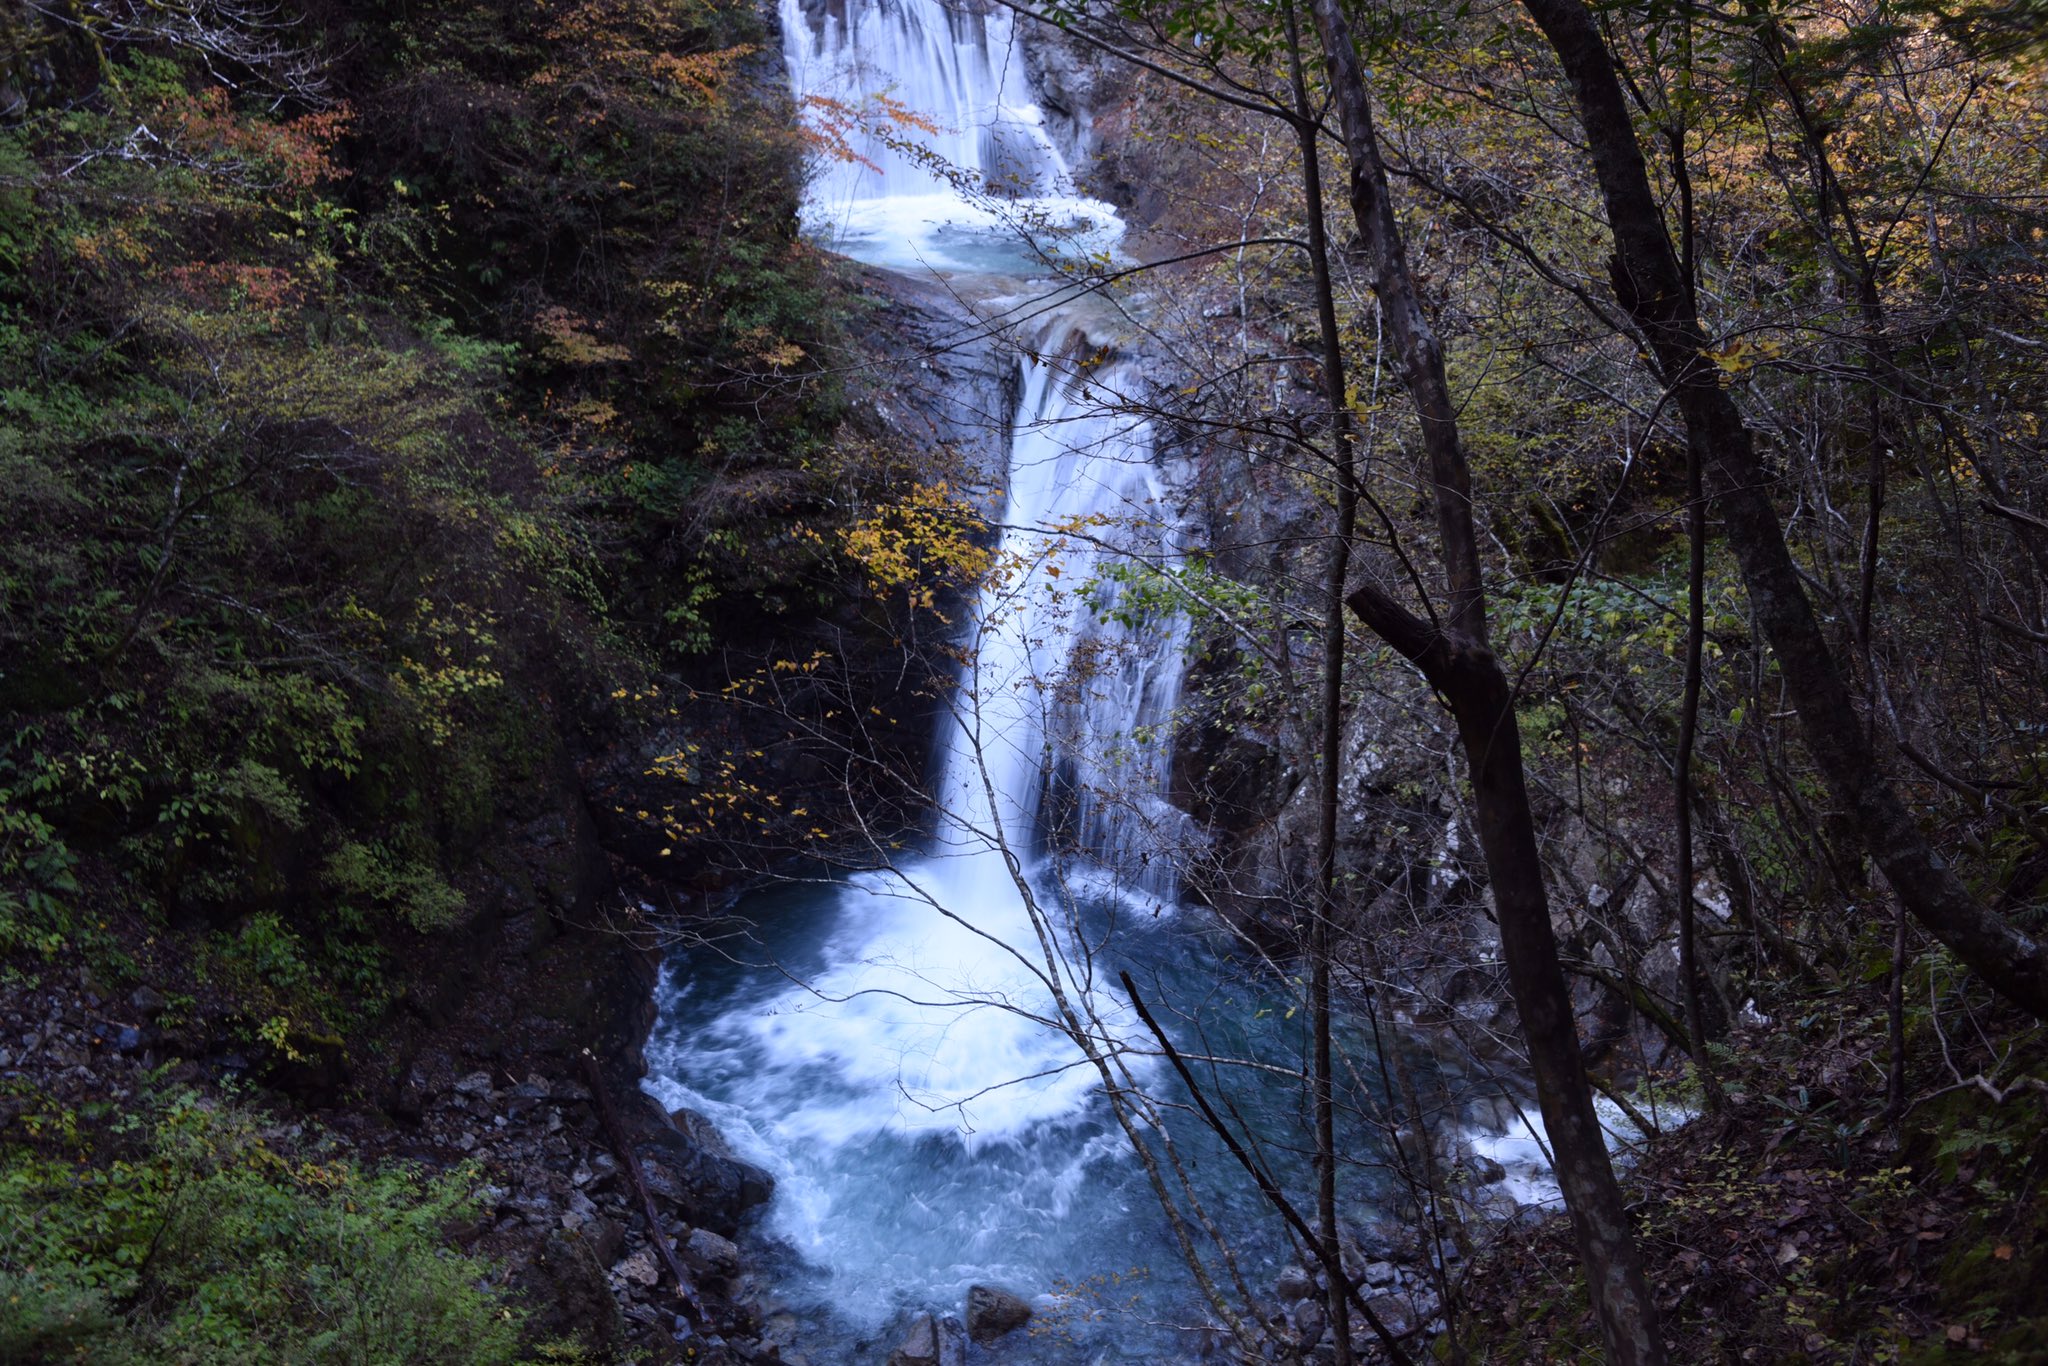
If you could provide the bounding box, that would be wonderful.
[781,0,1124,274]
[787,0,1062,200]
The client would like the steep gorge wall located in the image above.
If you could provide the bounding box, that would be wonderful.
[1167,430,1704,1082]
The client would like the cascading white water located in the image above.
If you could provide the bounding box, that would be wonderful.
[640,7,1620,1351]
[642,0,1210,1343]
[718,331,1191,1151]
[640,7,1581,1354]
[778,0,1123,273]
[787,0,1061,204]
[932,334,1193,899]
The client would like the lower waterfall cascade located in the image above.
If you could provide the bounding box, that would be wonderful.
[639,0,1566,1356]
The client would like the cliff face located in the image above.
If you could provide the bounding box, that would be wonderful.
[0,247,1013,1360]
[1163,428,1700,1086]
[1000,19,1704,1083]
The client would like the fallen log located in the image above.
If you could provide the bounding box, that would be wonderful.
[579,1048,706,1329]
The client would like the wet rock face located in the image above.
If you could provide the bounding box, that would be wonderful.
[636,1125,774,1238]
[1172,492,1495,985]
[841,266,1019,488]
[670,1105,735,1158]
[1291,1296,1326,1349]
[889,1312,940,1366]
[1363,1290,1418,1338]
[1171,640,1293,841]
[1014,24,1119,167]
[684,1227,741,1278]
[1275,1263,1317,1303]
[1162,427,1703,1082]
[1009,18,1167,226]
[887,1311,966,1366]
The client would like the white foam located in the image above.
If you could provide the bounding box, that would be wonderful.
[1464,1092,1697,1210]
[638,0,1204,1330]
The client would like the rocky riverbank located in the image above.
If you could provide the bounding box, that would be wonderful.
[0,951,797,1363]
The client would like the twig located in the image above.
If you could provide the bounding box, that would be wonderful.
[1979,498,2048,537]
[1121,973,1418,1366]
[1983,613,2048,646]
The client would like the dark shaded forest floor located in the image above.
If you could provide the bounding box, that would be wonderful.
[1453,990,2048,1364]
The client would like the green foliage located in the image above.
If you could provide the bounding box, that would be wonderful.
[348,0,858,650]
[0,1089,522,1364]
[1492,564,1747,678]
[1082,557,1288,714]
[217,911,313,992]
[0,35,619,1007]
[0,799,76,959]
[0,0,896,1076]
[1081,556,1266,633]
[323,839,464,934]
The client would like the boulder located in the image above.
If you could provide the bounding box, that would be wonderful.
[670,1106,735,1158]
[614,1249,660,1287]
[1275,1263,1316,1302]
[888,1312,940,1366]
[938,1315,969,1365]
[889,1311,970,1366]
[587,1216,627,1267]
[635,1143,774,1237]
[1292,1296,1326,1347]
[683,1227,741,1277]
[562,1188,599,1227]
[965,1283,1033,1343]
[45,1039,89,1069]
[762,1310,799,1348]
[1363,1292,1416,1338]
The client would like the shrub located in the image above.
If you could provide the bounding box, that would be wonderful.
[0,1090,522,1364]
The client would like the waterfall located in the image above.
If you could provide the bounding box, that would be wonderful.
[722,314,1197,1149]
[639,7,1608,1345]
[934,332,1196,903]
[642,0,1214,1342]
[778,0,1123,273]
[784,0,1065,205]
[772,0,1200,895]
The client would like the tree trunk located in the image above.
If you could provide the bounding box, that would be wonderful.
[1286,2,1361,1358]
[1303,2,1667,1360]
[1516,0,2048,1020]
[1676,440,1724,1106]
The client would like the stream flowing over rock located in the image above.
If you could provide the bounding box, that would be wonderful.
[633,0,1600,1360]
